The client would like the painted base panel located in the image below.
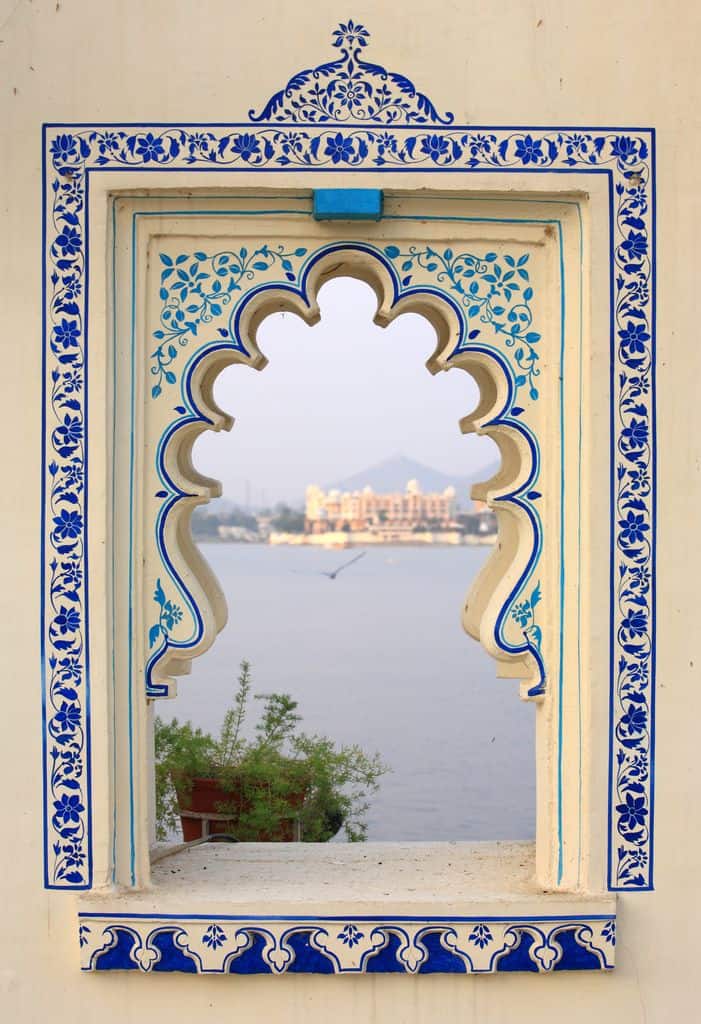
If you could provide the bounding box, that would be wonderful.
[79,913,615,974]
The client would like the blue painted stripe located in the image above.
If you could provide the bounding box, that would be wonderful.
[647,128,657,891]
[606,173,617,891]
[40,125,49,889]
[576,202,584,887]
[44,120,654,131]
[79,911,614,923]
[557,219,566,885]
[111,201,119,882]
[127,214,137,885]
[83,173,94,889]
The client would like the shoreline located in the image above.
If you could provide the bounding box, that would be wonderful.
[193,536,497,549]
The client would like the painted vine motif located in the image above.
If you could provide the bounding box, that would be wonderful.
[45,158,89,886]
[384,247,541,400]
[151,245,308,397]
[511,582,543,657]
[42,23,655,891]
[151,245,540,401]
[60,126,650,177]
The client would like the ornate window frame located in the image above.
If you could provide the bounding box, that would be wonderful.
[41,18,655,974]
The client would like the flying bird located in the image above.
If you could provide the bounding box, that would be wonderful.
[291,551,366,579]
[321,551,366,579]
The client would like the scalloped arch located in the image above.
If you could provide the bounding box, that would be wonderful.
[146,243,545,700]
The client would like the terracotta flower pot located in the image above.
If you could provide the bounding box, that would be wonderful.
[176,773,309,842]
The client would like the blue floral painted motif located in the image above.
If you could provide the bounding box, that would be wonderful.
[511,582,543,656]
[249,21,454,125]
[202,924,227,950]
[44,123,91,887]
[55,127,652,178]
[149,579,184,650]
[337,924,364,947]
[468,923,493,949]
[151,246,307,397]
[383,247,540,400]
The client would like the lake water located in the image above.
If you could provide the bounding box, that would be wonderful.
[165,543,535,841]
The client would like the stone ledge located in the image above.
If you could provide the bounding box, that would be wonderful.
[78,842,616,973]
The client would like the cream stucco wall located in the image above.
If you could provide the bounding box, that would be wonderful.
[1,0,699,1019]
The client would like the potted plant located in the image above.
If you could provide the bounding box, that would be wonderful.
[154,660,388,843]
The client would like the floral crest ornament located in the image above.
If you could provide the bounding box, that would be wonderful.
[249,20,454,124]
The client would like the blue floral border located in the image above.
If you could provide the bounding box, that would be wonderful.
[41,22,655,892]
[79,912,615,974]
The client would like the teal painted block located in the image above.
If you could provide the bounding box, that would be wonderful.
[313,189,383,221]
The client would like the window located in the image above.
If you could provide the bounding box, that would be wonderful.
[42,94,655,978]
[105,190,602,894]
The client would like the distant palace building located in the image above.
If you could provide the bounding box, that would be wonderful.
[305,479,457,533]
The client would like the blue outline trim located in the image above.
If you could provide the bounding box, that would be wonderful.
[40,124,50,888]
[110,201,118,881]
[606,171,617,888]
[83,171,94,890]
[80,911,613,923]
[576,201,585,887]
[557,219,566,883]
[41,114,656,893]
[127,217,137,885]
[647,130,657,889]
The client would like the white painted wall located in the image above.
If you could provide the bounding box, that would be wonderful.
[1,0,699,1018]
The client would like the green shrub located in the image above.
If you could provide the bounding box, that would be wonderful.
[154,660,388,842]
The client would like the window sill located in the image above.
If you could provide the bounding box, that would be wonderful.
[78,841,616,974]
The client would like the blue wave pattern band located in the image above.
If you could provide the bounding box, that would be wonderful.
[79,914,615,974]
[42,21,654,892]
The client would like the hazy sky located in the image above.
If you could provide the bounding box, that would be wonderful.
[193,278,498,506]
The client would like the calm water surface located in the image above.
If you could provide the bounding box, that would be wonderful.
[166,544,535,841]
